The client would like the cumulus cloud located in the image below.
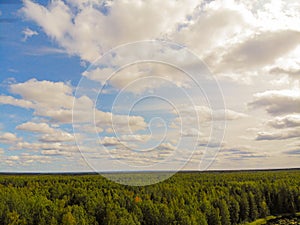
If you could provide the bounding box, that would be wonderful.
[249,89,300,115]
[21,0,199,62]
[180,128,202,137]
[215,30,300,72]
[101,136,122,147]
[119,134,149,142]
[105,141,178,166]
[270,66,300,78]
[6,0,300,170]
[0,79,147,133]
[256,128,300,141]
[0,79,75,123]
[10,140,80,158]
[0,132,22,144]
[39,132,74,143]
[0,95,34,109]
[157,142,176,151]
[17,122,75,143]
[173,5,250,56]
[174,105,246,127]
[83,62,192,94]
[100,134,150,148]
[4,153,52,166]
[41,149,69,156]
[17,122,56,133]
[10,78,74,110]
[20,0,300,90]
[223,109,248,120]
[267,114,300,128]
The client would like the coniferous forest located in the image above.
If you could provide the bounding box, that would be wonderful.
[0,170,299,225]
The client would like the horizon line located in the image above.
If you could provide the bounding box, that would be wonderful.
[0,167,299,175]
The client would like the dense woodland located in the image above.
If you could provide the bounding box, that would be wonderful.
[0,170,299,225]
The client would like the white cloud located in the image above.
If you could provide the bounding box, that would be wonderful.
[10,78,74,110]
[270,66,300,79]
[82,62,191,94]
[21,0,199,62]
[7,0,300,171]
[119,134,149,142]
[22,27,38,41]
[174,105,246,126]
[0,132,22,144]
[17,122,55,133]
[39,131,74,143]
[1,79,147,134]
[0,79,74,123]
[20,0,300,89]
[24,46,66,56]
[41,149,71,156]
[212,30,300,74]
[267,114,300,128]
[157,142,176,151]
[249,88,300,115]
[256,128,300,141]
[223,109,248,120]
[218,145,268,160]
[11,141,80,158]
[173,5,250,57]
[198,136,225,148]
[5,154,52,166]
[22,0,73,42]
[180,128,202,137]
[101,136,122,147]
[0,95,34,109]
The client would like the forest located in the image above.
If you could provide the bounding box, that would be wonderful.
[0,169,299,225]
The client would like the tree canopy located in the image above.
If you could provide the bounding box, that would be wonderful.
[0,170,299,224]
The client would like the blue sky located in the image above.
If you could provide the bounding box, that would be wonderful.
[0,0,299,173]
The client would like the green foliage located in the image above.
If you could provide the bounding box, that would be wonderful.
[0,170,299,224]
[62,211,76,225]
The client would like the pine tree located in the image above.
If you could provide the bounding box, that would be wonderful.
[219,199,231,225]
[229,197,240,225]
[239,193,249,222]
[207,207,221,225]
[259,200,269,218]
[61,211,76,225]
[249,192,258,221]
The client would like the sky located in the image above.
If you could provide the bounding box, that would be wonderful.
[0,0,299,174]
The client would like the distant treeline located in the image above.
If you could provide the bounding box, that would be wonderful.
[0,170,299,225]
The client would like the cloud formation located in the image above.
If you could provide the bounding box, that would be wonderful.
[256,128,300,141]
[21,0,199,62]
[284,149,300,155]
[1,0,299,171]
[17,122,56,133]
[270,66,300,79]
[249,89,300,115]
[267,115,300,129]
[0,79,147,133]
[216,30,300,72]
[22,27,38,41]
[0,132,22,145]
